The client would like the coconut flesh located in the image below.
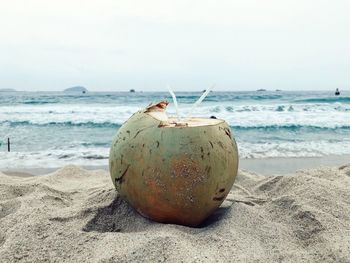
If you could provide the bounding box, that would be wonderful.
[109,101,239,226]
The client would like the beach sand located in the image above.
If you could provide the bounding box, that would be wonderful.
[0,164,349,262]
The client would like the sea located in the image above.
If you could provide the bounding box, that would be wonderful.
[0,90,349,169]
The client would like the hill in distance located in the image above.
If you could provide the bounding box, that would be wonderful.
[64,86,88,93]
[0,88,17,92]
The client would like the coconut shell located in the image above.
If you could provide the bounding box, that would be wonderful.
[109,101,239,226]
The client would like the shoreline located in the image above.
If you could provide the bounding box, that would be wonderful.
[2,154,349,176]
[239,154,350,175]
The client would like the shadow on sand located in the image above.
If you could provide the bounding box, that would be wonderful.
[83,194,232,233]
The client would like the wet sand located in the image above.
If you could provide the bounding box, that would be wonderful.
[239,154,350,175]
[3,155,350,176]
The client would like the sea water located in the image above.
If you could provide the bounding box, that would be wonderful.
[0,90,349,169]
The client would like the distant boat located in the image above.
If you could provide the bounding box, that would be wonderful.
[257,89,266,92]
[335,88,340,96]
[129,89,135,93]
[275,89,282,92]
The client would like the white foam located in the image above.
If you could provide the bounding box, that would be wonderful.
[1,139,350,169]
[0,103,349,128]
[238,140,350,158]
[0,147,110,169]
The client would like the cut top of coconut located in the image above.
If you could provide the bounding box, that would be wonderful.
[161,117,224,128]
[145,101,224,127]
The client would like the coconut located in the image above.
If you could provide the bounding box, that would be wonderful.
[109,101,239,226]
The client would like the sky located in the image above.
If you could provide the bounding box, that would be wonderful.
[0,0,349,91]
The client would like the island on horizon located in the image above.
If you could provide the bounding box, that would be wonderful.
[0,88,17,92]
[64,86,88,93]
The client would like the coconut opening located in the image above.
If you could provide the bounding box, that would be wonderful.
[147,111,223,127]
[163,117,224,128]
[145,101,223,127]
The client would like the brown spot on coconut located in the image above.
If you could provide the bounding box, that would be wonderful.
[109,101,239,227]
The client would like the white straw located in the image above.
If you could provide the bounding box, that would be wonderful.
[187,85,214,118]
[167,85,181,121]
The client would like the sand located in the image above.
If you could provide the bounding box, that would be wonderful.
[0,164,349,263]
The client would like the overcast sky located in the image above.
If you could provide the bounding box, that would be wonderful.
[0,0,349,91]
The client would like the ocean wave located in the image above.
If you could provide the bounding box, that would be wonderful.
[1,140,350,169]
[0,92,295,106]
[1,91,350,167]
[232,124,350,131]
[295,97,350,103]
[82,155,108,160]
[238,140,350,158]
[23,100,59,105]
[175,94,284,101]
[1,101,350,119]
[0,148,110,168]
[0,120,122,128]
[1,119,350,131]
[218,104,350,112]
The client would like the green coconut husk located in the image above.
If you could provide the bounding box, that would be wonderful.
[109,101,239,226]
